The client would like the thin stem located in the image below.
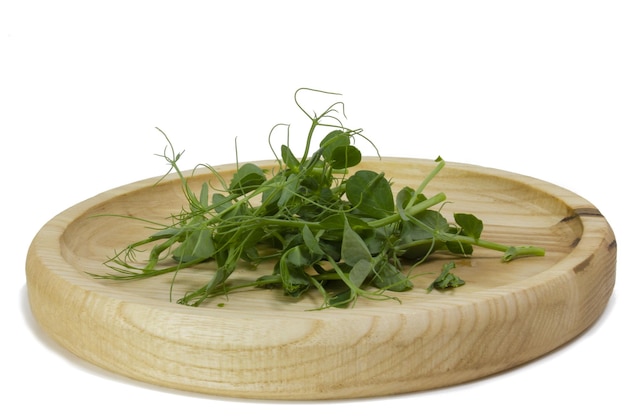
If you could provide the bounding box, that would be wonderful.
[411,158,446,204]
[439,233,545,261]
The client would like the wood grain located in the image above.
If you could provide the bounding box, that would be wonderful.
[25,157,616,400]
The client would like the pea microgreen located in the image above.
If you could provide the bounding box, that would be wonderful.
[93,88,545,309]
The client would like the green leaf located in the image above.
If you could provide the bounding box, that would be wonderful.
[285,244,322,267]
[349,258,373,288]
[329,145,361,169]
[317,239,342,261]
[302,225,325,255]
[372,262,413,292]
[281,144,300,171]
[199,182,209,209]
[228,163,266,195]
[279,248,311,297]
[454,213,483,240]
[211,193,232,213]
[255,274,281,289]
[328,288,354,308]
[341,217,373,266]
[345,170,394,219]
[445,222,475,256]
[362,225,394,255]
[402,209,448,240]
[396,209,447,259]
[320,130,350,161]
[427,261,465,292]
[149,227,182,240]
[445,237,474,256]
[318,213,370,235]
[172,228,215,263]
[277,174,299,208]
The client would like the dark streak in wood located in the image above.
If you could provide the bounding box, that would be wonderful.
[560,207,604,223]
[573,254,594,274]
[574,207,603,217]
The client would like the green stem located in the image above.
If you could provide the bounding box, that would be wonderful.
[406,158,446,207]
[445,234,545,261]
[501,245,546,261]
[300,118,319,164]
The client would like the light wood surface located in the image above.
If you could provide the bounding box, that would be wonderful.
[25,157,616,400]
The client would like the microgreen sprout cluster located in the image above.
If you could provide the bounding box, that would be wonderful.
[94,88,545,309]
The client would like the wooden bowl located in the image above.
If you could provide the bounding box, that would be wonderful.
[25,157,616,400]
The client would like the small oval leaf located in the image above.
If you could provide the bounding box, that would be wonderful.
[345,170,394,219]
[330,145,361,169]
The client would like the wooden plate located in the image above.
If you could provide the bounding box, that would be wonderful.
[25,157,616,400]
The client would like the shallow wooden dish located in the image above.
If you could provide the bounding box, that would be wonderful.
[26,157,616,400]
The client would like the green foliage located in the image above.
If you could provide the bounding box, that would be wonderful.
[345,170,394,219]
[427,262,466,292]
[228,163,266,195]
[94,88,545,309]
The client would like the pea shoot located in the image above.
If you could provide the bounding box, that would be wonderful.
[94,88,545,308]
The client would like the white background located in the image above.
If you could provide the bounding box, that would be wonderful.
[2,1,624,415]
